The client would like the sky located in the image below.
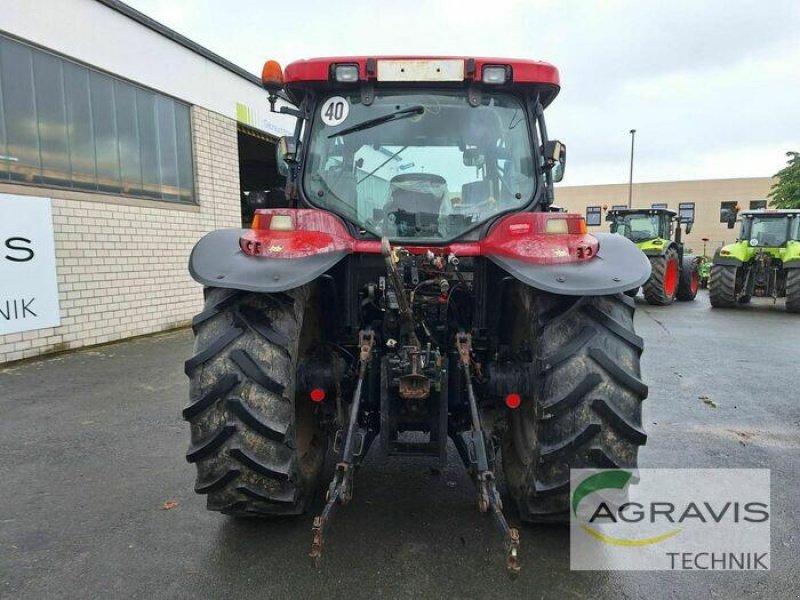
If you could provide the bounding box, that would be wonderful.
[124,0,800,186]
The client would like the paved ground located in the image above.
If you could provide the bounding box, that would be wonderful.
[1,290,798,599]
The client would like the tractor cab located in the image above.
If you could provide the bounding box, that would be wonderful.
[606,207,691,249]
[261,57,566,242]
[736,210,800,249]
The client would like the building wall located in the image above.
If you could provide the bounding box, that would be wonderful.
[555,177,775,255]
[0,107,240,363]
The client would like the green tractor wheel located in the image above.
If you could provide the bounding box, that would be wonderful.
[643,247,679,305]
[676,257,699,301]
[787,270,800,313]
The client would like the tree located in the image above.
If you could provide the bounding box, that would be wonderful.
[768,151,800,209]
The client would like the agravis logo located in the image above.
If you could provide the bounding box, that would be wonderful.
[570,469,771,571]
[571,470,682,546]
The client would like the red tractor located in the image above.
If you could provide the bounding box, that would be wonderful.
[184,57,651,575]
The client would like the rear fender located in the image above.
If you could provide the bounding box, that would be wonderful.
[489,233,651,296]
[714,241,751,265]
[189,210,651,296]
[638,238,671,257]
[783,241,800,268]
[189,229,349,293]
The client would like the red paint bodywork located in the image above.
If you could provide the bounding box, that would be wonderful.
[284,56,559,87]
[240,209,597,266]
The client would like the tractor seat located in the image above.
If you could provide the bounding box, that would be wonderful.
[461,180,491,207]
[384,173,447,217]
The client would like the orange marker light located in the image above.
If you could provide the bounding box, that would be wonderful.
[505,393,521,409]
[261,60,284,91]
[310,388,326,403]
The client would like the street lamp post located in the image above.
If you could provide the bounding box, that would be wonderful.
[628,129,636,208]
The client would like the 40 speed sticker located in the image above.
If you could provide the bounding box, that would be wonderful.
[320,96,350,126]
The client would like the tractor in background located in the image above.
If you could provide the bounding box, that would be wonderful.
[710,209,800,311]
[606,207,698,304]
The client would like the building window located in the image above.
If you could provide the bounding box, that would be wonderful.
[651,203,668,209]
[750,200,767,210]
[0,34,194,203]
[678,202,695,222]
[720,201,738,222]
[586,206,602,226]
[611,204,627,210]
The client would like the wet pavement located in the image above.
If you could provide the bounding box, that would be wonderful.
[1,290,798,599]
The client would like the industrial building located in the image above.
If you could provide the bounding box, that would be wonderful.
[556,176,775,256]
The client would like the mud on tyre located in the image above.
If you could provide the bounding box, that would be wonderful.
[183,287,327,516]
[502,286,648,522]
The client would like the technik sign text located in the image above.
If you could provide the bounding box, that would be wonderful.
[0,194,61,336]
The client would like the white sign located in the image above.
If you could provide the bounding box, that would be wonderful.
[320,96,350,126]
[0,194,61,335]
[570,469,770,571]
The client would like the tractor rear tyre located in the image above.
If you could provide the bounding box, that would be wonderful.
[183,287,327,516]
[624,287,639,298]
[502,288,648,522]
[676,257,699,301]
[643,247,679,305]
[709,264,738,308]
[786,269,800,313]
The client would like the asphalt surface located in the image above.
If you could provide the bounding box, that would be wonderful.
[1,290,798,599]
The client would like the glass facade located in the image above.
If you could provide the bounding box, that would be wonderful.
[0,34,194,203]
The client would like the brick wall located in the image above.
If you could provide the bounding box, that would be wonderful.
[0,106,241,364]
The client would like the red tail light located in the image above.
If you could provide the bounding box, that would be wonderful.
[505,393,522,409]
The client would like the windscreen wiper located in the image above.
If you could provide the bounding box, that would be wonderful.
[328,105,424,138]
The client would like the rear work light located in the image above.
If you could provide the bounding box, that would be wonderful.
[504,213,588,236]
[333,64,359,83]
[542,215,587,235]
[544,219,569,234]
[251,212,295,231]
[269,215,295,231]
[482,65,510,84]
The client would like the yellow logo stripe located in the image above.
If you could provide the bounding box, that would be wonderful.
[580,524,682,546]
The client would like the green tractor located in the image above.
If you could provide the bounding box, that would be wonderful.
[697,256,712,289]
[607,208,699,304]
[710,209,800,312]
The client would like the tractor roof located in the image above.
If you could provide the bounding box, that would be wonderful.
[606,208,677,218]
[282,56,560,105]
[740,209,800,217]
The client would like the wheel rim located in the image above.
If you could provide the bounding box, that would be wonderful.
[664,259,678,297]
[690,270,699,294]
